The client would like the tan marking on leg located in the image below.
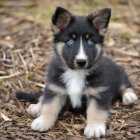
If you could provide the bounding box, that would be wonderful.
[84,99,108,138]
[31,95,65,131]
[84,86,108,99]
[48,84,66,95]
[123,88,134,94]
[119,85,127,94]
[87,99,108,124]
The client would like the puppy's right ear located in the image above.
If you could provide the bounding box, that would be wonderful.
[52,7,73,33]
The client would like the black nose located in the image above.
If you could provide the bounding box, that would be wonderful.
[76,59,87,67]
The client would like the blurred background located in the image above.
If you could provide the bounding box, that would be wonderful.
[0,0,140,139]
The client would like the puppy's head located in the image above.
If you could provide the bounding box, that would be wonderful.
[52,7,111,69]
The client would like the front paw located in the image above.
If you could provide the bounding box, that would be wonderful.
[31,116,54,132]
[84,123,106,138]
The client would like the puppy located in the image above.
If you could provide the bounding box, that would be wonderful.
[16,7,137,138]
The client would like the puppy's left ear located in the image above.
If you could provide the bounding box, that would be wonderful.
[52,7,73,33]
[88,8,111,35]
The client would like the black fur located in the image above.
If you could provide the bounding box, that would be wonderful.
[15,91,41,103]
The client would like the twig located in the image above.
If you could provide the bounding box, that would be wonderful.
[59,121,73,135]
[0,72,22,80]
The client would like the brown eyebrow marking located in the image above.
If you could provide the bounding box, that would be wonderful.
[85,34,90,39]
[71,34,76,39]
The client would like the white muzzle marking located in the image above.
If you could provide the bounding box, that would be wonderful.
[76,37,87,60]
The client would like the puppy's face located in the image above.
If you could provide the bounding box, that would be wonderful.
[52,7,111,70]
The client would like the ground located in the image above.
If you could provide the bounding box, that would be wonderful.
[0,0,140,140]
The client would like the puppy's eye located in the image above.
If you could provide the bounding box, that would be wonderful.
[67,39,75,46]
[87,39,94,46]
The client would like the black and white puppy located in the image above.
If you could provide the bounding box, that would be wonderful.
[16,7,138,138]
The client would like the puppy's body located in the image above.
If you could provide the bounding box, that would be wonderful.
[16,7,137,138]
[46,56,131,109]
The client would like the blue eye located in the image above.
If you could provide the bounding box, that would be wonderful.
[87,39,94,46]
[67,39,75,46]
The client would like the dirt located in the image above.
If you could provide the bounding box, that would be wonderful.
[0,0,140,140]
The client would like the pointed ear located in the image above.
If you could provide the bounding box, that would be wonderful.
[88,8,111,35]
[52,7,73,33]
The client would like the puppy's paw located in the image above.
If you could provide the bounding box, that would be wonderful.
[84,123,106,138]
[123,92,137,105]
[27,104,40,118]
[31,116,54,132]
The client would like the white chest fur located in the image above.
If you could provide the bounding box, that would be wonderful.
[62,69,86,108]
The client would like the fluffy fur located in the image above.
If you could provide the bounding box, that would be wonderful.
[15,7,137,138]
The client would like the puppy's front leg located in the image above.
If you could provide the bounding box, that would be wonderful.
[84,99,108,138]
[31,87,65,132]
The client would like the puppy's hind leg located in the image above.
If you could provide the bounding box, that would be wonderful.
[119,70,138,105]
[122,88,137,105]
[27,96,43,118]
